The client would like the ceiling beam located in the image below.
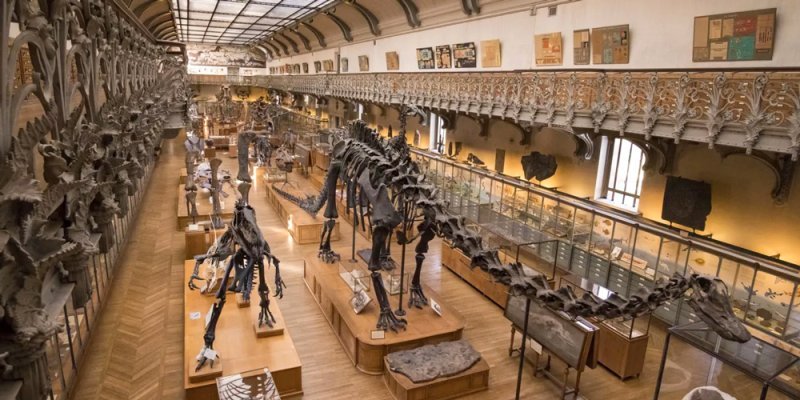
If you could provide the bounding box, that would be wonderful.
[133,0,161,17]
[321,11,353,42]
[395,0,420,28]
[144,13,172,30]
[153,20,175,37]
[289,28,312,51]
[262,40,282,57]
[342,1,380,36]
[257,45,274,59]
[299,21,326,48]
[271,36,290,55]
[278,32,299,53]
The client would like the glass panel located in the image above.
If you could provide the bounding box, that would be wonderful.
[524,192,543,229]
[572,208,592,248]
[541,197,560,238]
[589,216,615,259]
[490,178,503,216]
[687,248,720,277]
[632,229,660,280]
[553,203,575,239]
[748,270,794,337]
[784,285,800,345]
[717,258,747,320]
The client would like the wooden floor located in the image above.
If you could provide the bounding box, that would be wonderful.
[72,133,780,400]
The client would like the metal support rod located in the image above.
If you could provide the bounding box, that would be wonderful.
[515,297,532,400]
[653,331,672,400]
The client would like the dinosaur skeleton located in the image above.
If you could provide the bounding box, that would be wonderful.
[275,119,751,343]
[188,189,286,371]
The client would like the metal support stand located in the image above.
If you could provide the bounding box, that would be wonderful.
[515,298,532,400]
[652,331,672,400]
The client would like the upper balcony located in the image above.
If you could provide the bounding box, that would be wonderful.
[190,70,800,160]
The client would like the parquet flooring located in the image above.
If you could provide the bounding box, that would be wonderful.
[72,133,779,400]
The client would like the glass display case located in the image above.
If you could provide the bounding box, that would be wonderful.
[410,148,800,347]
[656,321,800,400]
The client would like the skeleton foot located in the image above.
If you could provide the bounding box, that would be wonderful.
[376,307,407,332]
[407,284,428,309]
[188,273,204,291]
[195,346,219,372]
[318,249,340,264]
[258,301,276,328]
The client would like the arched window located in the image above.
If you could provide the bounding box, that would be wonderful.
[595,137,646,211]
[428,112,446,154]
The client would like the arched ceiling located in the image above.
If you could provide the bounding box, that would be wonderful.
[125,0,538,52]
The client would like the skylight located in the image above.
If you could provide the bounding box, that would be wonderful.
[170,0,335,44]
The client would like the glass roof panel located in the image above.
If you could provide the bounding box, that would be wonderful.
[172,0,335,44]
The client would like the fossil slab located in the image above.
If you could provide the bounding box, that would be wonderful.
[386,340,481,383]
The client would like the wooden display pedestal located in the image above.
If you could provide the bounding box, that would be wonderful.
[597,322,647,379]
[264,181,340,245]
[184,260,302,399]
[254,319,284,338]
[180,167,187,184]
[188,359,224,383]
[441,245,510,308]
[185,226,208,260]
[177,184,233,229]
[204,148,216,159]
[383,358,489,400]
[303,256,465,375]
[236,293,250,308]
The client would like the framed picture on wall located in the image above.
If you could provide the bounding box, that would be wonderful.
[385,51,400,70]
[435,45,452,68]
[591,24,629,64]
[322,59,334,72]
[358,55,369,72]
[534,32,563,66]
[480,39,501,67]
[416,47,434,69]
[453,42,476,68]
[341,58,348,72]
[573,29,591,65]
[692,8,775,61]
[314,61,321,73]
[302,63,309,73]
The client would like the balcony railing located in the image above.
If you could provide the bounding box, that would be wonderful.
[191,71,800,159]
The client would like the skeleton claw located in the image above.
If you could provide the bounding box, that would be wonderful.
[195,346,218,372]
[188,274,204,291]
[377,307,407,332]
[318,249,340,264]
[407,284,428,309]
[258,301,276,328]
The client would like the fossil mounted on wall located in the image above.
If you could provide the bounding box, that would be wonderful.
[521,151,558,181]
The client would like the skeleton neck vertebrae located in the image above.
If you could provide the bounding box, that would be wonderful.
[276,120,751,343]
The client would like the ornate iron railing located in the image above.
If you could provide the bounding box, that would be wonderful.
[192,71,800,159]
[1,0,187,398]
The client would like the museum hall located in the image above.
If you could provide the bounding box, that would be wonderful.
[1,0,799,399]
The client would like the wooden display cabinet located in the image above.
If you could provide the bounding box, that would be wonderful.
[558,273,651,380]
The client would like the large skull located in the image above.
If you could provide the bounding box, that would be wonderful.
[686,275,752,343]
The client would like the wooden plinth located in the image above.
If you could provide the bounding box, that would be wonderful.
[312,149,331,171]
[254,318,285,338]
[204,148,216,158]
[264,181,340,245]
[177,184,233,230]
[180,167,187,184]
[303,256,465,375]
[185,226,208,260]
[597,323,648,379]
[236,293,250,308]
[383,357,489,400]
[441,245,510,308]
[184,260,302,399]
